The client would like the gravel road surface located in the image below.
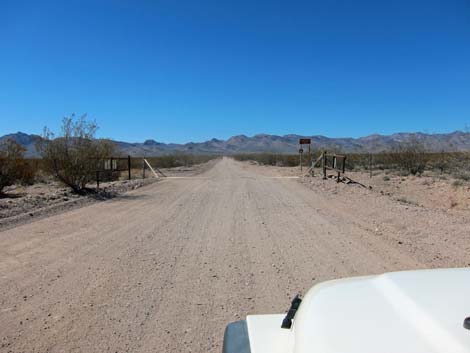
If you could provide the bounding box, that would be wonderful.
[0,158,443,352]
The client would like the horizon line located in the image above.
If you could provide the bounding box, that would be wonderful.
[1,129,468,145]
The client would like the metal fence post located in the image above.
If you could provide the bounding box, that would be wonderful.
[128,155,131,180]
[308,143,311,167]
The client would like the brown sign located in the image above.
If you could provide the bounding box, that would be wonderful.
[299,138,311,145]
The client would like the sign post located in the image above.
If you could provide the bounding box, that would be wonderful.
[299,138,312,172]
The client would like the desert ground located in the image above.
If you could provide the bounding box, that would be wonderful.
[1,157,469,352]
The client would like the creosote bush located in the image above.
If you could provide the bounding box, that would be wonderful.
[387,141,429,175]
[452,171,470,182]
[232,147,470,179]
[0,139,35,194]
[38,114,115,193]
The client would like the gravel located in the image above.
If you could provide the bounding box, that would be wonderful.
[0,158,469,352]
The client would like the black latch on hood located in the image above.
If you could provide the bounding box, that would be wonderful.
[281,294,302,329]
[464,317,470,330]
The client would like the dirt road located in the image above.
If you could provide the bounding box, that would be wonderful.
[0,157,453,352]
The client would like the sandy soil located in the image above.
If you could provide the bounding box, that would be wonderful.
[246,162,470,211]
[346,170,470,211]
[0,161,216,232]
[1,157,469,352]
[0,180,159,233]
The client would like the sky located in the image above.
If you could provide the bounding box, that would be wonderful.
[1,0,469,143]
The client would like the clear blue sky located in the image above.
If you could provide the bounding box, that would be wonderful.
[1,0,469,143]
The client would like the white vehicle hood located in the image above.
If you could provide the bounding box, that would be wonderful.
[292,268,470,353]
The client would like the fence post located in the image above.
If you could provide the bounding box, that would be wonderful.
[369,154,372,178]
[322,151,327,179]
[311,157,314,177]
[96,171,100,190]
[128,155,131,180]
[308,143,311,167]
[142,159,146,179]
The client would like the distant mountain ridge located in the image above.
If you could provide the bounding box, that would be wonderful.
[0,132,43,157]
[1,131,470,157]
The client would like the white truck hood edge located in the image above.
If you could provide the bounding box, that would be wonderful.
[293,267,470,353]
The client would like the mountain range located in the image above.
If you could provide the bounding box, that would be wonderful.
[1,131,470,157]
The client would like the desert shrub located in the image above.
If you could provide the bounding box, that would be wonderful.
[0,139,35,193]
[452,171,470,181]
[452,179,464,187]
[38,114,116,193]
[385,140,429,175]
[383,176,390,181]
[431,158,450,174]
[234,150,470,177]
[344,151,469,175]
